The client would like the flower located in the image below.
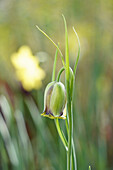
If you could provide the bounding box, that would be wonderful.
[11,46,45,91]
[41,81,66,119]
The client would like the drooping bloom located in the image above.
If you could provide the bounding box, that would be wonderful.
[41,81,66,119]
[11,46,45,91]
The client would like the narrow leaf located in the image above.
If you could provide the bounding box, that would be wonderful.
[62,15,69,80]
[0,114,18,166]
[36,25,65,66]
[52,47,58,81]
[73,27,80,76]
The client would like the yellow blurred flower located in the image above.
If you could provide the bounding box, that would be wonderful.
[11,46,45,91]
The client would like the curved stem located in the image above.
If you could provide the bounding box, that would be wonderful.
[56,67,65,82]
[54,119,68,151]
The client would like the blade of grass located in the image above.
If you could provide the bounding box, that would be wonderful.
[52,47,58,81]
[70,27,80,170]
[15,110,35,170]
[36,25,65,66]
[0,95,12,127]
[0,114,19,167]
[65,108,77,170]
[72,138,77,170]
[0,95,26,170]
[62,15,69,81]
[73,27,80,76]
[62,14,72,170]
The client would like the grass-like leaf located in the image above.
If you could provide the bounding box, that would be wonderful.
[52,47,58,81]
[62,14,69,81]
[73,27,80,76]
[36,25,65,66]
[0,114,18,167]
[62,14,73,170]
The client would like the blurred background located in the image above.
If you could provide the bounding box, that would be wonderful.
[0,0,113,169]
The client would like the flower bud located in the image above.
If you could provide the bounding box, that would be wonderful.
[41,81,66,119]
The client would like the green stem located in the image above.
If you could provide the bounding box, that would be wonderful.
[56,67,65,82]
[62,15,72,170]
[65,111,77,170]
[72,138,77,170]
[55,119,68,151]
[52,47,58,81]
[67,102,72,170]
[52,46,68,152]
[65,117,69,135]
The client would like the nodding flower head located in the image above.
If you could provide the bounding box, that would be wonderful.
[41,81,66,119]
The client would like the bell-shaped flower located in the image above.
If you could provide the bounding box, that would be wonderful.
[41,81,66,119]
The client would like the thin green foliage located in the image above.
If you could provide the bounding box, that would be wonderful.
[0,114,19,167]
[55,118,68,151]
[36,25,65,66]
[52,47,58,81]
[37,15,80,170]
[52,48,68,151]
[62,15,73,170]
[56,67,65,82]
[62,15,69,80]
[73,27,80,76]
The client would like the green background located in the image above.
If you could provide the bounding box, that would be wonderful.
[0,0,113,169]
